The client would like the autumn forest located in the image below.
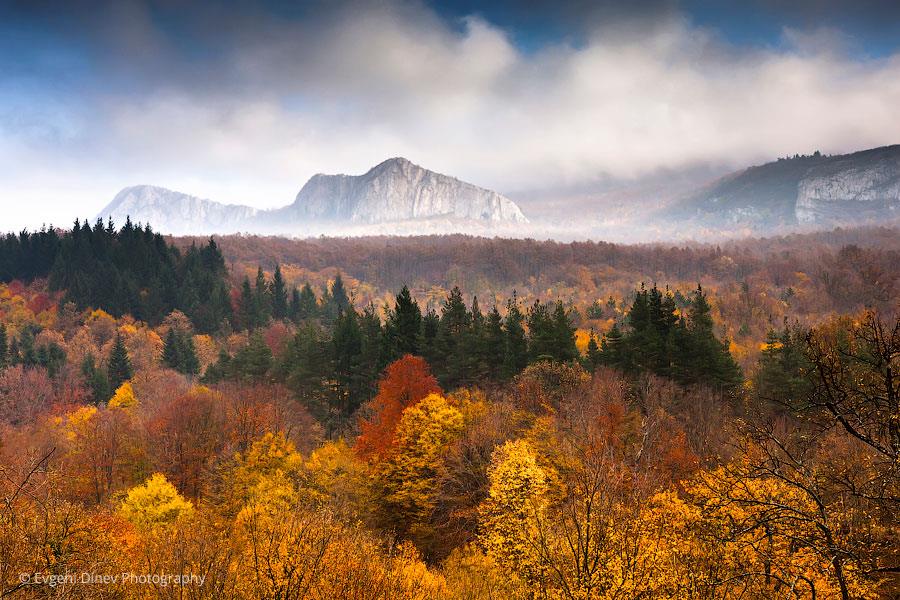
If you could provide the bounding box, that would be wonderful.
[1,220,898,599]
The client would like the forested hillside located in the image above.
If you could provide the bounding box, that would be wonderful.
[1,222,897,598]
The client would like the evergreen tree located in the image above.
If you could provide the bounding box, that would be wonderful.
[436,286,472,389]
[483,305,506,381]
[385,285,422,360]
[331,273,350,313]
[526,300,555,362]
[289,287,302,322]
[683,284,742,388]
[270,264,289,320]
[503,293,528,379]
[162,328,181,370]
[107,333,133,391]
[420,307,440,368]
[551,300,577,362]
[254,267,272,325]
[233,332,273,382]
[239,277,258,330]
[180,333,200,377]
[280,323,331,422]
[755,322,811,410]
[332,307,366,420]
[81,354,110,405]
[296,283,318,321]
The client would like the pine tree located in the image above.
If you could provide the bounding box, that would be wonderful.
[107,333,133,391]
[270,264,288,320]
[684,284,742,388]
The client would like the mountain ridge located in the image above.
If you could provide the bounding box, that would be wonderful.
[98,158,527,234]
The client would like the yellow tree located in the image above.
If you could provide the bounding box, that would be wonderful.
[377,393,464,552]
[120,472,194,526]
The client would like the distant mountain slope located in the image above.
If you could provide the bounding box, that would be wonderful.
[99,158,527,235]
[675,145,900,228]
[98,185,258,235]
[270,157,527,224]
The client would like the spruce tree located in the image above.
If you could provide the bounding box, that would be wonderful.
[289,287,302,322]
[254,267,272,324]
[180,333,200,377]
[503,294,528,378]
[107,333,133,391]
[271,264,289,320]
[332,307,365,419]
[526,300,555,362]
[386,285,422,359]
[436,286,472,388]
[331,273,350,313]
[483,306,506,381]
[551,300,577,362]
[162,328,181,370]
[586,330,601,372]
[297,283,318,321]
[239,277,257,330]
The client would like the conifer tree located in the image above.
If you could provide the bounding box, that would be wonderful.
[297,283,318,321]
[526,300,555,362]
[162,328,181,370]
[289,287,301,322]
[551,300,577,362]
[81,354,110,405]
[483,305,506,381]
[386,285,422,360]
[107,333,133,391]
[503,293,528,379]
[254,267,272,324]
[270,264,289,320]
[239,277,257,330]
[436,286,472,388]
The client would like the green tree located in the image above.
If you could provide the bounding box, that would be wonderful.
[503,294,528,379]
[385,285,422,360]
[107,333,133,391]
[80,353,110,405]
[270,264,289,320]
[0,323,7,368]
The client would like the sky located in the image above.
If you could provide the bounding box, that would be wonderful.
[2,0,900,230]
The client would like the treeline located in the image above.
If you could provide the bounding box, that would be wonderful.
[0,219,232,332]
[207,268,740,429]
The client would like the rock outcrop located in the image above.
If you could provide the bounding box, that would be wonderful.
[795,146,900,224]
[277,157,527,224]
[98,186,258,235]
[99,158,528,235]
[673,145,900,229]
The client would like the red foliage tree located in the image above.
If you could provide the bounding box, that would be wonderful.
[355,355,441,462]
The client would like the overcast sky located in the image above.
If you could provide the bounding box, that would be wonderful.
[2,0,900,230]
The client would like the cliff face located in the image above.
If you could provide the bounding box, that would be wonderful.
[796,146,900,224]
[98,186,258,234]
[282,157,528,224]
[673,145,900,229]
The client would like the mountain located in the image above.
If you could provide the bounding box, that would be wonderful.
[673,145,900,228]
[98,185,258,235]
[99,158,527,235]
[269,157,527,224]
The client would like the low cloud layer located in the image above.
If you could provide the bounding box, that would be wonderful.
[2,0,900,229]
